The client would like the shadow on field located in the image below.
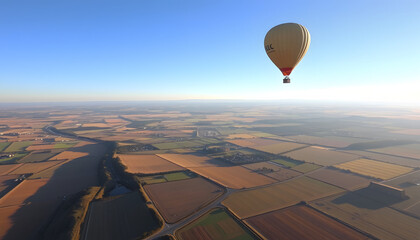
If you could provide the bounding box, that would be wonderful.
[332,187,406,210]
[3,142,106,240]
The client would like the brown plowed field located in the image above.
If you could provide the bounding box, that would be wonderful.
[117,154,184,174]
[307,168,371,190]
[8,161,64,175]
[245,205,369,240]
[0,164,22,176]
[226,139,255,147]
[223,176,344,219]
[48,151,89,161]
[264,168,301,181]
[190,166,276,189]
[334,158,413,180]
[26,144,56,151]
[0,178,49,206]
[284,147,360,166]
[156,154,216,168]
[144,178,223,223]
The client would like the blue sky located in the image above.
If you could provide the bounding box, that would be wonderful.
[1,0,419,103]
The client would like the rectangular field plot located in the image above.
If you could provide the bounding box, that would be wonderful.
[18,150,61,163]
[176,208,254,240]
[0,178,49,206]
[26,144,56,151]
[271,158,303,168]
[117,154,184,174]
[370,143,420,160]
[144,178,223,223]
[0,142,11,152]
[242,162,284,172]
[190,166,276,189]
[245,205,368,240]
[264,168,301,181]
[156,154,217,168]
[307,168,372,190]
[8,161,64,175]
[334,158,413,180]
[311,193,420,240]
[4,141,33,152]
[0,164,22,176]
[342,150,420,168]
[286,135,366,148]
[291,163,322,173]
[0,175,20,198]
[140,172,193,185]
[83,192,161,240]
[284,147,359,166]
[47,151,89,161]
[223,177,344,219]
[0,153,28,164]
[251,142,307,154]
[152,138,220,150]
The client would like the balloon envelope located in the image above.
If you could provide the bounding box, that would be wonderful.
[264,23,310,77]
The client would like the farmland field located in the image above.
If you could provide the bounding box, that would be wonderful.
[152,139,220,150]
[311,192,420,240]
[26,144,56,151]
[83,192,161,240]
[264,168,301,181]
[286,135,366,148]
[117,154,184,174]
[144,178,223,223]
[0,142,11,152]
[334,158,413,180]
[140,171,193,185]
[4,141,33,152]
[157,154,216,168]
[190,166,276,189]
[0,175,20,198]
[8,160,64,175]
[53,142,78,149]
[223,176,344,219]
[48,151,89,161]
[0,178,49,207]
[342,150,420,168]
[0,153,28,164]
[18,151,61,163]
[242,162,284,172]
[245,205,369,240]
[251,142,307,154]
[176,208,254,240]
[291,162,322,173]
[369,143,420,160]
[271,158,303,168]
[284,147,359,166]
[0,164,22,176]
[307,168,372,190]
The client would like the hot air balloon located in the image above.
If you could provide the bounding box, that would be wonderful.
[264,23,310,83]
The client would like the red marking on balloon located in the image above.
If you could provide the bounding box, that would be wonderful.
[280,68,293,76]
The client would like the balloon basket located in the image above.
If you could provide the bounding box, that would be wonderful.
[283,76,290,84]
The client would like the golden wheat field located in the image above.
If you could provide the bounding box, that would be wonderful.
[334,158,413,180]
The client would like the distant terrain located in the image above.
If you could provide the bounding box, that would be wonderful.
[0,101,419,240]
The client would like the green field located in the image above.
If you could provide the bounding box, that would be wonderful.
[292,163,322,173]
[54,142,78,149]
[0,153,28,164]
[0,142,11,152]
[176,208,255,240]
[4,141,33,152]
[141,171,193,184]
[271,158,303,168]
[18,151,61,163]
[164,172,191,181]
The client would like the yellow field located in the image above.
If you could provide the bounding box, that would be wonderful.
[222,176,343,219]
[48,151,89,161]
[334,158,413,180]
[284,147,360,166]
[189,166,276,189]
